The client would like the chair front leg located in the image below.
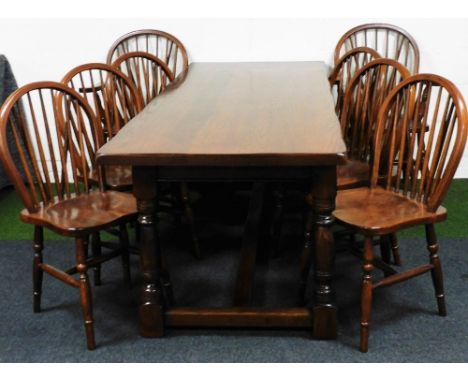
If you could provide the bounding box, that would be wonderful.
[360,235,374,353]
[75,237,96,350]
[425,224,446,316]
[389,233,401,266]
[33,226,44,313]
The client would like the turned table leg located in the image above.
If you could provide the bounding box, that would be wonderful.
[133,166,165,337]
[311,166,337,339]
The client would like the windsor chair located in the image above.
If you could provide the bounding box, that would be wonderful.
[61,63,144,286]
[333,74,468,352]
[107,29,189,87]
[0,81,138,350]
[334,23,420,75]
[329,47,381,118]
[300,59,411,300]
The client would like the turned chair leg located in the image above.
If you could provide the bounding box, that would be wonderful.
[90,233,102,286]
[298,210,314,305]
[119,224,132,287]
[33,226,44,313]
[389,233,402,266]
[180,182,201,259]
[75,237,96,350]
[360,235,374,353]
[425,224,447,316]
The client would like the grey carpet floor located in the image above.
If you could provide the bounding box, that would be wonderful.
[1,216,468,362]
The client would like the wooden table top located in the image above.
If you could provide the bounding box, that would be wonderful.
[97,62,346,167]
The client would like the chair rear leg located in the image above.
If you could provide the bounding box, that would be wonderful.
[389,233,402,266]
[90,233,102,286]
[379,235,391,265]
[33,226,44,313]
[119,224,132,287]
[75,237,96,350]
[360,235,374,353]
[425,224,446,316]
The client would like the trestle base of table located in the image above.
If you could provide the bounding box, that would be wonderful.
[132,165,338,340]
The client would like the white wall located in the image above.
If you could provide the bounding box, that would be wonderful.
[2,18,468,176]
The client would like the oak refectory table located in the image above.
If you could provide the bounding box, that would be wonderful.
[96,62,347,340]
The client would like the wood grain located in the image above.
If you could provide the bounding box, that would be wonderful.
[97,62,346,167]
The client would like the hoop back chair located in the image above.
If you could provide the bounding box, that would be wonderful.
[0,81,138,350]
[333,74,468,352]
[62,63,144,191]
[334,23,420,75]
[329,47,381,118]
[112,52,175,106]
[300,59,411,301]
[107,29,188,86]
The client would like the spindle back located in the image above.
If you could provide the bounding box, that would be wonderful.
[112,52,175,106]
[329,47,381,118]
[62,63,144,142]
[107,29,188,84]
[0,81,102,212]
[334,23,420,74]
[341,58,411,163]
[372,74,468,211]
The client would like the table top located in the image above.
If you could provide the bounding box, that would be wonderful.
[96,62,346,167]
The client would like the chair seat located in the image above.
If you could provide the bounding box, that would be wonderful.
[337,159,370,190]
[90,165,132,191]
[20,191,138,236]
[333,187,447,235]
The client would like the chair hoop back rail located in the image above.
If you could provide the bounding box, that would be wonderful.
[340,58,411,165]
[61,63,144,143]
[112,51,175,107]
[107,29,188,86]
[334,23,420,75]
[329,47,381,118]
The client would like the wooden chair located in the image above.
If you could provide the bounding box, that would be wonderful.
[300,59,411,300]
[333,74,468,352]
[329,47,381,118]
[107,29,189,87]
[0,81,138,350]
[61,63,144,286]
[334,23,420,75]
